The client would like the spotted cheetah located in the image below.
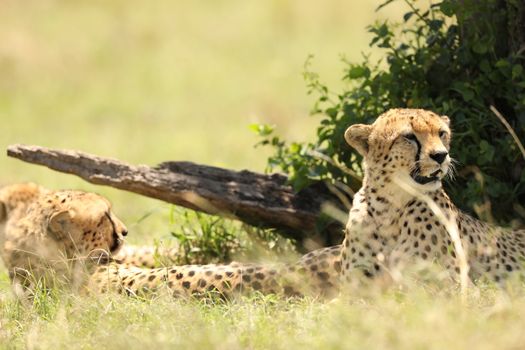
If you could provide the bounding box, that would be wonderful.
[0,184,342,299]
[0,183,181,269]
[340,108,525,285]
[6,108,522,299]
[88,244,341,298]
[0,188,128,300]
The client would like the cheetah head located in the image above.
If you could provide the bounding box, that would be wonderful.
[41,190,128,263]
[345,108,452,191]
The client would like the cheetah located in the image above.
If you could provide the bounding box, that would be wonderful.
[340,108,525,285]
[1,188,128,300]
[0,184,342,299]
[7,108,522,299]
[0,183,180,269]
[88,244,341,298]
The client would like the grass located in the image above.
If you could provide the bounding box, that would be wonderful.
[2,1,524,349]
[2,280,525,350]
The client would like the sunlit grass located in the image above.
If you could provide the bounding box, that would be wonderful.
[3,1,522,349]
[2,280,525,350]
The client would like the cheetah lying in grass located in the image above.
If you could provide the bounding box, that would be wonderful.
[0,183,179,268]
[88,245,341,298]
[99,108,524,294]
[0,184,128,300]
[0,184,341,299]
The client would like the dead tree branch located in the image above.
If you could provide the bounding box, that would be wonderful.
[7,144,347,247]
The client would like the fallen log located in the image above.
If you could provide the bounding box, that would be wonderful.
[7,144,349,247]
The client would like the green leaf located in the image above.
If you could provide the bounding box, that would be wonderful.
[440,1,455,16]
[452,83,475,101]
[479,60,491,73]
[472,41,488,54]
[429,20,443,31]
[378,23,389,38]
[249,123,274,136]
[478,140,495,164]
[512,64,523,79]
[326,107,339,119]
[289,143,301,154]
[348,66,369,79]
[495,59,510,68]
[375,0,395,12]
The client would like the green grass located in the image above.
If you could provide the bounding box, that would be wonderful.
[3,1,524,349]
[2,281,525,350]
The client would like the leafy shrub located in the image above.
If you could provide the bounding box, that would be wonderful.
[168,208,296,264]
[255,0,525,225]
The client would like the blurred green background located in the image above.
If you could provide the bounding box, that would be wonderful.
[0,0,405,243]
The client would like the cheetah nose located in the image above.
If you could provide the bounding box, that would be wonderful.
[430,151,448,164]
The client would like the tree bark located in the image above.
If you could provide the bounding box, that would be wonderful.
[7,144,347,247]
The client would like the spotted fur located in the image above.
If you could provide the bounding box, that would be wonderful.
[5,109,520,300]
[88,245,341,298]
[0,184,173,269]
[0,184,342,299]
[340,108,525,284]
[0,187,127,300]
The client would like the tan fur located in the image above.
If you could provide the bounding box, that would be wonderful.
[1,188,127,300]
[5,108,520,300]
[0,184,341,299]
[88,245,341,298]
[0,183,181,269]
[341,108,525,285]
[113,245,181,268]
[0,183,48,262]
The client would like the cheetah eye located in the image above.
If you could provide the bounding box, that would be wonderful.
[403,133,418,143]
[438,130,447,138]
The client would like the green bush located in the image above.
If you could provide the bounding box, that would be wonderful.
[255,0,525,226]
[168,208,296,264]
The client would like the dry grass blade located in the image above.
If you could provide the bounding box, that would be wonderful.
[324,181,353,211]
[490,105,525,160]
[393,176,470,301]
[320,202,349,225]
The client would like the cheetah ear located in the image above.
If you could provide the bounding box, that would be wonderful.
[0,201,6,222]
[441,115,450,125]
[47,210,72,239]
[344,124,372,156]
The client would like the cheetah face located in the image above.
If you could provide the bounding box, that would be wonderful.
[389,114,451,189]
[345,109,452,191]
[46,191,128,262]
